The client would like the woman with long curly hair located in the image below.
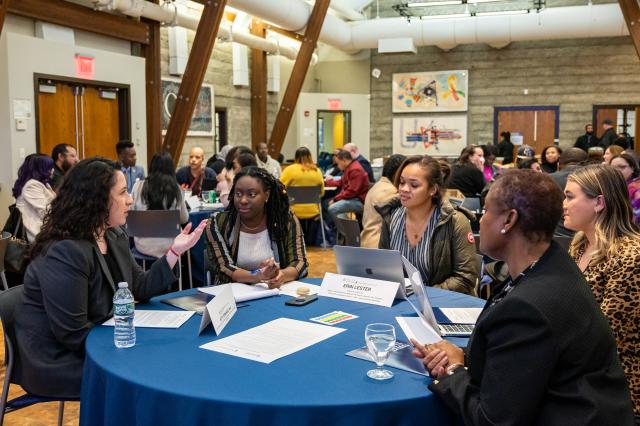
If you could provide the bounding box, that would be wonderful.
[564,164,640,420]
[12,153,56,242]
[206,166,308,287]
[14,158,207,399]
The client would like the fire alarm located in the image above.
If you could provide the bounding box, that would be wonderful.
[304,110,310,117]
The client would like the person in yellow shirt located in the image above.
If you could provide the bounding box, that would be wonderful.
[280,147,325,244]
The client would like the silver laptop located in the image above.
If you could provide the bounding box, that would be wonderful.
[334,246,410,299]
[402,257,475,337]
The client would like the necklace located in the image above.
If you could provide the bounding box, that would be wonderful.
[241,218,265,232]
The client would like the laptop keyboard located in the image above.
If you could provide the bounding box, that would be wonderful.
[440,323,474,334]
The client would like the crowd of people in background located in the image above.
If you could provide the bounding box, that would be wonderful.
[4,119,640,422]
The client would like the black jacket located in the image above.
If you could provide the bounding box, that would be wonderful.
[574,133,599,152]
[429,242,634,425]
[496,139,514,164]
[449,164,486,198]
[14,227,176,398]
[356,155,375,183]
[599,128,617,148]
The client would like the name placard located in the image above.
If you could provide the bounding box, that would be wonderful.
[199,284,237,335]
[320,273,399,307]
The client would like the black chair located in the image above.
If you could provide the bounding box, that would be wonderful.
[0,285,74,425]
[286,186,328,248]
[335,213,361,247]
[461,197,482,213]
[126,210,191,290]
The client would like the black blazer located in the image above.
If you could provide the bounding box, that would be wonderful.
[429,242,634,425]
[14,227,176,398]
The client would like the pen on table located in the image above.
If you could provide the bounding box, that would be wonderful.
[236,303,251,308]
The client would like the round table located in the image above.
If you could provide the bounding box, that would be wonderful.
[80,280,484,426]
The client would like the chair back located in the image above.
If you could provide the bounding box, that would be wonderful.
[0,232,10,274]
[286,186,322,205]
[553,235,573,252]
[126,210,181,239]
[461,197,481,213]
[335,213,361,247]
[0,285,23,360]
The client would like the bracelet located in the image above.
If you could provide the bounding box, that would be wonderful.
[168,246,181,257]
[445,363,465,376]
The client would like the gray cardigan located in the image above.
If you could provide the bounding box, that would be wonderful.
[14,226,176,398]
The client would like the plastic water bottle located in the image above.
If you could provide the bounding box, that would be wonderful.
[113,282,136,348]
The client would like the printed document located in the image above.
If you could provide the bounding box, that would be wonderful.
[200,317,345,363]
[437,308,483,324]
[199,283,279,302]
[396,316,442,345]
[103,310,194,328]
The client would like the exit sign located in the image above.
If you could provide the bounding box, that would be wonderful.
[75,54,94,79]
[327,99,342,110]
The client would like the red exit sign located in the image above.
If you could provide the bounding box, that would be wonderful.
[75,54,94,79]
[327,98,342,110]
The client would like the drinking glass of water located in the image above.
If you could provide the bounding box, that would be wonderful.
[365,323,396,380]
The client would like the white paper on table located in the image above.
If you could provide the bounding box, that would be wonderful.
[200,317,345,364]
[103,310,195,328]
[185,195,202,210]
[199,284,237,335]
[198,283,279,302]
[438,308,483,324]
[278,281,321,298]
[396,316,442,345]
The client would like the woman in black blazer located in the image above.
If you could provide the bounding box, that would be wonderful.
[412,169,634,425]
[14,158,206,398]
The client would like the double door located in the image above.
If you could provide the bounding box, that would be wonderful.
[495,106,559,156]
[36,78,126,160]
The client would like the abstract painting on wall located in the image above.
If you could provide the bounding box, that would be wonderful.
[161,78,214,136]
[393,115,468,157]
[392,70,468,113]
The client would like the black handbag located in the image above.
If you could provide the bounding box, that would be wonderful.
[3,204,29,275]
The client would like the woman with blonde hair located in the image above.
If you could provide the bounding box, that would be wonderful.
[563,164,640,420]
[602,144,624,165]
[279,147,324,245]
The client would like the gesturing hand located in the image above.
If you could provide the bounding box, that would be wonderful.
[171,220,208,255]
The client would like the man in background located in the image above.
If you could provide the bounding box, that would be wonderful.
[50,143,78,190]
[176,146,216,197]
[599,119,618,149]
[343,143,374,183]
[116,140,145,193]
[326,150,370,226]
[574,123,599,152]
[256,142,281,178]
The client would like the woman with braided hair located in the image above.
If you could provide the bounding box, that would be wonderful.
[205,166,308,287]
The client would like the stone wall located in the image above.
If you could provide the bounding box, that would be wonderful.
[160,30,279,168]
[369,36,640,159]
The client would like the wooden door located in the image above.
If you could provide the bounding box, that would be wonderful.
[82,86,119,159]
[496,107,558,156]
[595,108,618,139]
[37,82,78,157]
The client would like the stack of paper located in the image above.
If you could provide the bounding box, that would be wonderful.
[199,283,279,302]
[103,310,194,328]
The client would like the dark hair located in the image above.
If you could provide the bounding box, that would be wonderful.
[225,145,253,170]
[482,144,498,158]
[394,155,444,205]
[12,153,55,198]
[51,143,73,162]
[335,150,352,161]
[490,169,563,243]
[611,152,640,180]
[236,152,257,169]
[559,147,588,166]
[457,145,482,166]
[31,158,120,257]
[142,152,181,210]
[500,131,511,141]
[294,147,317,171]
[224,167,291,241]
[540,145,562,166]
[517,158,539,170]
[382,154,406,181]
[437,159,452,184]
[116,140,134,156]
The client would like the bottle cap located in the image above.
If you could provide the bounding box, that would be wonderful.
[117,282,129,289]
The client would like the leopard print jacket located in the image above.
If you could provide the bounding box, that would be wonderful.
[572,236,640,416]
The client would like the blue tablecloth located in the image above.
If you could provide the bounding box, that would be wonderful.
[80,280,484,426]
[188,207,222,285]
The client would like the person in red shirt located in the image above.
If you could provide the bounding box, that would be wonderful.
[326,150,370,225]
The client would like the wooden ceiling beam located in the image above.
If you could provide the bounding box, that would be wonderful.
[250,18,267,152]
[0,0,11,38]
[268,0,330,156]
[9,0,150,44]
[619,0,640,59]
[162,0,227,163]
[142,3,162,166]
[260,21,304,43]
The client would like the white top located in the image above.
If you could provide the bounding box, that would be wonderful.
[256,155,282,179]
[236,229,274,271]
[15,179,56,243]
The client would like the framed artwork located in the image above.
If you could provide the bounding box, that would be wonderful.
[392,70,468,113]
[393,115,468,157]
[161,78,214,136]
